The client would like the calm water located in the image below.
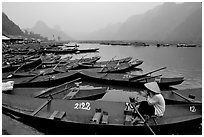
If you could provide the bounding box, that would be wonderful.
[3,42,202,135]
[71,43,202,102]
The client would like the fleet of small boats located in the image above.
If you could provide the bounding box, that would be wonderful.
[2,42,202,135]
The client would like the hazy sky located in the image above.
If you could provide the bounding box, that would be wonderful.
[3,2,163,37]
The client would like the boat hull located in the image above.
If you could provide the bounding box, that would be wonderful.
[79,70,184,88]
[3,71,81,87]
[2,94,202,135]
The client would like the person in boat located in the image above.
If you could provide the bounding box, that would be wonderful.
[133,82,165,124]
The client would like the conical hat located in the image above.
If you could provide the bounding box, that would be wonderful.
[144,82,161,94]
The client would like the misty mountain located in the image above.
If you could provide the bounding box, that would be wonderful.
[165,3,202,43]
[83,23,122,40]
[28,21,73,41]
[2,12,24,36]
[85,2,201,43]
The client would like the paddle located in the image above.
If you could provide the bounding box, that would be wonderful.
[44,85,74,99]
[171,90,201,103]
[78,55,88,63]
[31,95,53,116]
[52,58,65,71]
[28,63,43,73]
[42,56,72,75]
[129,67,167,81]
[22,70,45,83]
[13,54,43,75]
[130,102,156,135]
[34,78,81,98]
[133,74,162,82]
[7,62,27,78]
[100,56,117,72]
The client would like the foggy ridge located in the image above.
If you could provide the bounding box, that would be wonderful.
[2,2,201,43]
[2,12,24,36]
[84,2,201,43]
[26,21,73,41]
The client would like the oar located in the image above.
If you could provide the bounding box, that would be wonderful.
[43,86,74,98]
[129,67,167,81]
[23,55,44,73]
[130,102,156,135]
[77,55,88,63]
[63,56,81,70]
[100,56,117,72]
[35,78,81,98]
[133,74,162,82]
[31,96,53,116]
[45,56,71,74]
[171,90,201,103]
[68,55,87,65]
[7,62,27,78]
[22,71,45,83]
[52,58,64,71]
[28,63,43,73]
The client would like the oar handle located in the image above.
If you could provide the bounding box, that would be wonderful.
[78,55,88,62]
[172,91,192,103]
[12,62,26,74]
[31,99,52,116]
[24,71,44,83]
[130,103,156,135]
[100,56,116,72]
[129,67,166,81]
[134,74,162,82]
[35,78,81,98]
[146,67,167,75]
[29,63,42,72]
[53,58,64,70]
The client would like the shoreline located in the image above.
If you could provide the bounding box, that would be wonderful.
[2,114,43,135]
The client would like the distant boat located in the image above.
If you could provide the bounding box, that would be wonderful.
[186,44,196,47]
[76,48,99,53]
[163,44,169,47]
[177,43,196,47]
[156,44,161,47]
[64,43,79,47]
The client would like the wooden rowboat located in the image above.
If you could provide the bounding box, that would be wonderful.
[39,48,78,54]
[2,71,81,87]
[3,82,107,101]
[95,57,132,66]
[162,88,202,104]
[2,94,201,135]
[78,70,184,88]
[2,57,42,73]
[41,56,101,70]
[100,60,143,73]
[76,48,99,53]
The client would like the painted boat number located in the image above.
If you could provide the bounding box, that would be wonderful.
[74,102,91,110]
[190,106,196,112]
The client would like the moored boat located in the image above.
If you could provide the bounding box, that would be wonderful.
[162,88,202,104]
[2,57,42,73]
[95,57,132,66]
[76,48,99,53]
[2,80,107,101]
[2,94,202,135]
[99,59,143,73]
[2,70,81,87]
[78,70,184,88]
